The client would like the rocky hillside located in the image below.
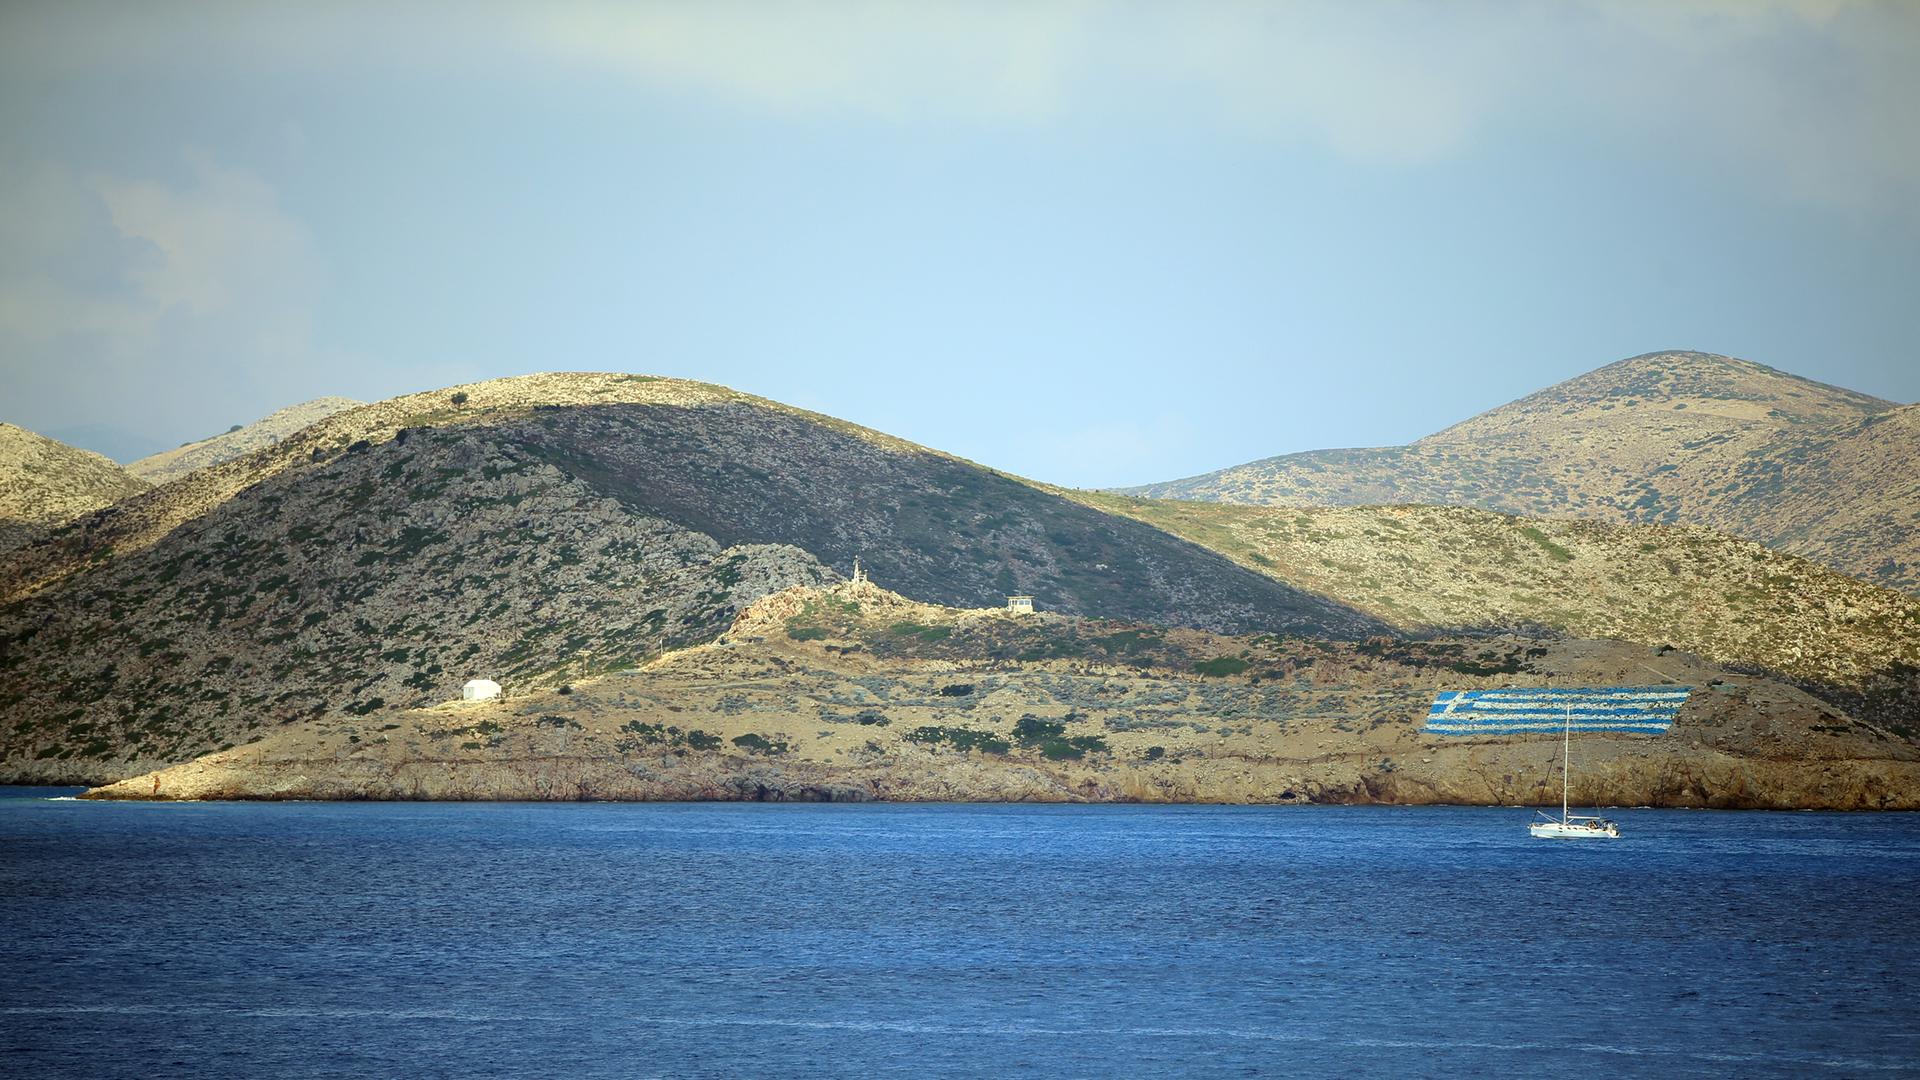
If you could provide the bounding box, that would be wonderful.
[85,582,1920,809]
[1,374,1376,785]
[0,423,148,554]
[127,397,362,484]
[1124,352,1919,591]
[10,370,1912,798]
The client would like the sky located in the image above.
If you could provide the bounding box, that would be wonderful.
[1,1,1916,487]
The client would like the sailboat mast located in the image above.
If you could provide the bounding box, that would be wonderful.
[1562,701,1571,822]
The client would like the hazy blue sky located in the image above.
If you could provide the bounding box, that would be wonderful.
[2,1,1916,486]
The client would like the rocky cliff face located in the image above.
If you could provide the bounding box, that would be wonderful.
[1122,352,1919,592]
[82,584,1920,809]
[0,423,148,554]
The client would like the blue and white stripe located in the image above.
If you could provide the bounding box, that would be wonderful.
[1424,686,1690,736]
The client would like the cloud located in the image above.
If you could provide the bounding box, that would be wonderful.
[0,157,341,455]
[93,161,319,320]
[515,0,1920,204]
[3,2,1914,210]
[530,1,1093,124]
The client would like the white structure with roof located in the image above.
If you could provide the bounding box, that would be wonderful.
[1006,595,1034,614]
[462,678,502,701]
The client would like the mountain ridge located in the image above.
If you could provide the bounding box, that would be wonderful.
[1121,351,1918,590]
[127,397,364,484]
[1074,494,1919,725]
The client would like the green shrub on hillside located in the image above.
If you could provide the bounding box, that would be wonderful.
[906,726,1010,755]
[732,733,789,754]
[1517,526,1574,562]
[1013,715,1064,743]
[1011,713,1106,759]
[1041,734,1106,760]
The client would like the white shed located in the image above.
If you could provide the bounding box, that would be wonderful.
[462,678,502,702]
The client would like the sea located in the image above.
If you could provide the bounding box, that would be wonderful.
[3,788,1917,1079]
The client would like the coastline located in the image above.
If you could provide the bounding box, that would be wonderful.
[71,740,1920,810]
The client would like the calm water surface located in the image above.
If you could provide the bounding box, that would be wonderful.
[2,789,1917,1078]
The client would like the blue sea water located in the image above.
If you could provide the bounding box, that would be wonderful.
[2,790,1917,1079]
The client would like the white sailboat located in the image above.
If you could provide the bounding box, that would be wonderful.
[1530,702,1620,840]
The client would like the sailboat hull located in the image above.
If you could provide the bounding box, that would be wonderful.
[1529,820,1619,839]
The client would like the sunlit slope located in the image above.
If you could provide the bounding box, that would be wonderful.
[0,423,148,554]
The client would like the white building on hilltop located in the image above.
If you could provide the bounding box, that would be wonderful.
[1006,595,1034,614]
[462,678,502,701]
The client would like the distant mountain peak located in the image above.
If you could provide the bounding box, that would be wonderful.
[1119,350,1917,591]
[1420,350,1893,446]
[128,396,366,484]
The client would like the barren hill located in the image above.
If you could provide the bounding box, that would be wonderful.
[1124,352,1918,590]
[8,372,1913,803]
[83,582,1920,810]
[127,397,362,484]
[0,423,148,554]
[0,374,1374,785]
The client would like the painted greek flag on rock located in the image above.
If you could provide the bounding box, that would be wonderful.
[1425,686,1690,735]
